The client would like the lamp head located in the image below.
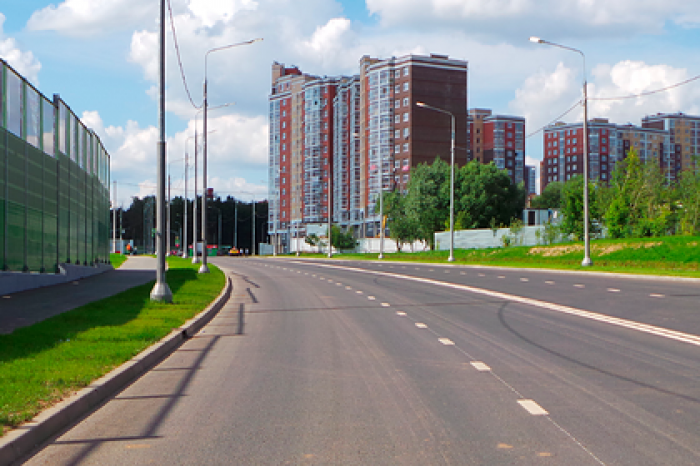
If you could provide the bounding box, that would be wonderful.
[416,102,427,108]
[529,36,544,44]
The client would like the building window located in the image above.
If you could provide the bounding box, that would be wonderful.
[395,85,400,93]
[403,67,409,76]
[403,127,410,138]
[395,115,400,123]
[395,70,401,78]
[403,143,409,152]
[395,100,401,109]
[395,145,400,154]
[403,82,409,91]
[395,130,400,138]
[403,98,409,107]
[282,177,286,184]
[403,113,409,122]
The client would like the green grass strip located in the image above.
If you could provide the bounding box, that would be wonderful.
[110,253,127,269]
[296,236,700,278]
[0,257,224,435]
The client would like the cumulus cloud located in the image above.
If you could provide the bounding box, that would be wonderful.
[588,61,700,122]
[0,14,42,83]
[510,62,581,133]
[367,0,700,40]
[27,0,156,37]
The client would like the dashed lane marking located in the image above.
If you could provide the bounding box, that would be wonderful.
[518,399,549,416]
[396,311,407,316]
[415,323,428,328]
[439,338,455,346]
[381,303,391,307]
[289,261,700,348]
[607,288,620,293]
[470,361,491,372]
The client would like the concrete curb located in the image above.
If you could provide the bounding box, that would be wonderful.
[0,276,232,466]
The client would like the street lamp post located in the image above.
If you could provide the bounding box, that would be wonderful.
[201,38,262,273]
[530,36,592,266]
[416,102,456,262]
[151,0,172,302]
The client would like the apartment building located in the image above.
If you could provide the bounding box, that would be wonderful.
[269,54,468,249]
[468,109,525,186]
[642,112,700,182]
[540,118,669,192]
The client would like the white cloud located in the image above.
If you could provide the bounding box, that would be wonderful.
[588,61,700,123]
[26,0,156,37]
[297,18,355,69]
[187,0,259,28]
[510,62,581,133]
[0,14,42,83]
[366,0,700,39]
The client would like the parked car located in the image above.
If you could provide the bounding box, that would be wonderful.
[228,247,242,256]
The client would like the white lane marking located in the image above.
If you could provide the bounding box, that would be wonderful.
[520,278,529,282]
[336,282,342,286]
[346,286,352,290]
[445,270,450,273]
[650,293,665,298]
[415,323,428,328]
[368,296,376,300]
[607,288,620,293]
[478,273,485,277]
[381,303,391,307]
[470,361,491,372]
[415,268,420,271]
[439,338,455,346]
[574,284,585,288]
[304,272,308,275]
[460,272,466,275]
[429,269,435,272]
[396,311,407,316]
[356,290,363,294]
[518,400,549,416]
[545,281,555,285]
[498,276,505,279]
[291,262,700,348]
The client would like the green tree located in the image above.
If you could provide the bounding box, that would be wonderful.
[453,161,526,230]
[560,175,600,240]
[383,191,421,251]
[530,181,563,209]
[675,156,700,235]
[330,225,357,250]
[600,148,674,238]
[305,233,322,253]
[402,158,451,249]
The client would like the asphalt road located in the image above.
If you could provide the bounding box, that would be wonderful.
[21,258,700,465]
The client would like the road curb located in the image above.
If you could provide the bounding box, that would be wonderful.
[0,276,232,466]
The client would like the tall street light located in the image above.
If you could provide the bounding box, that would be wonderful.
[530,36,592,266]
[200,37,262,274]
[416,101,456,262]
[151,0,172,302]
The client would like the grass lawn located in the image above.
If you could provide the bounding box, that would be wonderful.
[0,257,225,436]
[110,253,127,269]
[297,235,700,278]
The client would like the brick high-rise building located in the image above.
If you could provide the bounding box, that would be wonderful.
[540,118,669,193]
[269,54,468,250]
[642,112,700,183]
[468,109,525,186]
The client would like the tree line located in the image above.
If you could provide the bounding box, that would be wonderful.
[381,158,527,250]
[531,149,700,240]
[111,195,269,254]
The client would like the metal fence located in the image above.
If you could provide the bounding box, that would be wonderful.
[0,59,110,273]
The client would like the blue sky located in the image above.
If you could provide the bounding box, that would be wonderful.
[1,0,699,206]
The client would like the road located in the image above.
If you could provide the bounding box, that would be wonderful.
[22,257,700,465]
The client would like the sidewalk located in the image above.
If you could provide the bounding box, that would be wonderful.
[0,256,157,335]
